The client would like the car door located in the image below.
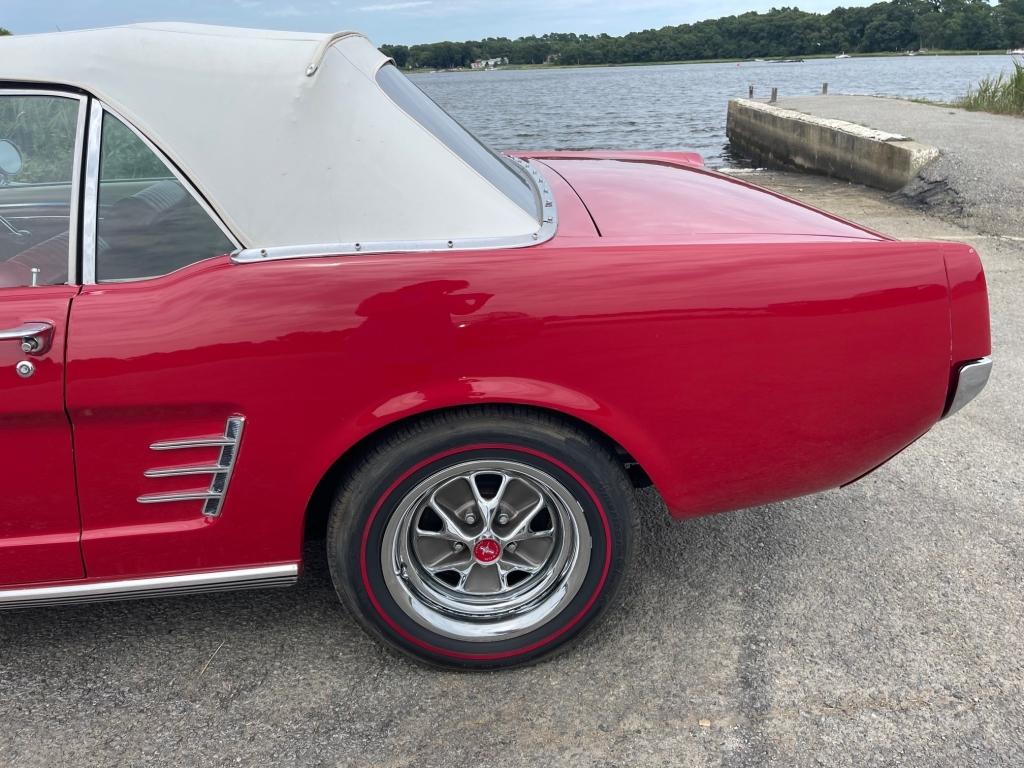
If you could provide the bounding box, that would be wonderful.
[0,90,87,586]
[67,102,251,580]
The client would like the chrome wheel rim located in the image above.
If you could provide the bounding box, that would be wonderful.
[381,459,592,642]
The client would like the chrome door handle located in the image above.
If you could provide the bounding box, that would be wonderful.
[0,322,54,355]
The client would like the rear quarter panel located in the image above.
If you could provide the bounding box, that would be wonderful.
[67,237,949,576]
[943,242,991,364]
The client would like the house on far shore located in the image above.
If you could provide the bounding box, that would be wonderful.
[470,57,509,69]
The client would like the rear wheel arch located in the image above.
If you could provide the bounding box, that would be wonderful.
[303,403,653,544]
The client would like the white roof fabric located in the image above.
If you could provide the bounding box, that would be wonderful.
[0,23,541,248]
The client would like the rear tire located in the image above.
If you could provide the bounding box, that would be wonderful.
[326,408,636,670]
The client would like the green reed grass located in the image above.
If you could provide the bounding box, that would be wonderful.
[959,59,1024,116]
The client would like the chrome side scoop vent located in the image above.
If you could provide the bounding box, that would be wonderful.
[137,416,245,517]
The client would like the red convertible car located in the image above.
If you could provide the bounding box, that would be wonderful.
[0,24,990,668]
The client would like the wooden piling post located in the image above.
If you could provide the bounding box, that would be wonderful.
[749,84,754,98]
[822,82,829,95]
[770,87,778,103]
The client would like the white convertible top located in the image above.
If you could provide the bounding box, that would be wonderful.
[0,23,544,252]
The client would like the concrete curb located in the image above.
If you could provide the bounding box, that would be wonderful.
[726,98,940,192]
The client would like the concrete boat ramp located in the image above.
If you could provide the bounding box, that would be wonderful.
[727,95,1024,238]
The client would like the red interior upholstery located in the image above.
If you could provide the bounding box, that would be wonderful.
[0,231,70,287]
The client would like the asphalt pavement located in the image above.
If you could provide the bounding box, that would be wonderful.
[1,172,1021,767]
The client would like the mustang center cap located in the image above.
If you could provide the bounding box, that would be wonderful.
[473,538,502,563]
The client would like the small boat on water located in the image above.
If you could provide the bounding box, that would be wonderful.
[836,52,851,59]
[1009,48,1024,55]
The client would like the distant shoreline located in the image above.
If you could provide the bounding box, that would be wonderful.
[406,49,1011,75]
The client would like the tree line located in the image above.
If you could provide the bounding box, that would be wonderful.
[381,0,1024,69]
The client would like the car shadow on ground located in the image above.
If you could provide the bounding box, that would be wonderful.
[9,471,1010,766]
[0,487,807,675]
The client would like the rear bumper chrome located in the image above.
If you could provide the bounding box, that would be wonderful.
[943,356,992,419]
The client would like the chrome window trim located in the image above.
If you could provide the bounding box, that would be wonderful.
[231,157,557,264]
[0,564,298,610]
[81,99,242,285]
[0,88,88,286]
[943,356,992,419]
[67,97,88,284]
[81,99,102,284]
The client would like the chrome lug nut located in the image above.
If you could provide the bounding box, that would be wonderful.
[464,513,477,525]
[452,542,464,552]
[497,513,510,525]
[506,542,517,553]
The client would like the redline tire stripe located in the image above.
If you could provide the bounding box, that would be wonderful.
[358,443,613,661]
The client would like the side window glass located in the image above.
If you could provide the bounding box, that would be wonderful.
[96,113,234,281]
[0,94,79,287]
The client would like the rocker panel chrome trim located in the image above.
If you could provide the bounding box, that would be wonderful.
[0,564,298,610]
[230,158,557,264]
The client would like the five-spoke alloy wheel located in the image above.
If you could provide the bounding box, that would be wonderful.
[328,408,637,670]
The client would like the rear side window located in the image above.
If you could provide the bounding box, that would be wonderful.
[96,113,234,281]
[375,64,539,218]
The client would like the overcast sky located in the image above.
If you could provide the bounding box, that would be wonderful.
[3,0,876,45]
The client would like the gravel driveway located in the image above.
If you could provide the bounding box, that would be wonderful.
[1,173,1020,767]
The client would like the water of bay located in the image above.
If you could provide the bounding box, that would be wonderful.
[413,54,1019,167]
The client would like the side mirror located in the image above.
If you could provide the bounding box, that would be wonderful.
[0,139,23,180]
